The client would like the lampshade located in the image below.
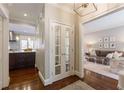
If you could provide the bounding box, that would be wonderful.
[86,43,92,48]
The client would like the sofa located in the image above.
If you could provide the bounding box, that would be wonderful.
[85,50,124,65]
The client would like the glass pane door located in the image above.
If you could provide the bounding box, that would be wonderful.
[54,25,61,75]
[52,23,73,82]
[64,28,70,72]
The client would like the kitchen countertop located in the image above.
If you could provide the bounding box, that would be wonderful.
[9,50,36,53]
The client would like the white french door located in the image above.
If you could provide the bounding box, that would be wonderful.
[50,22,74,82]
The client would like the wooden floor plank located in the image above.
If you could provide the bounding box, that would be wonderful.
[3,68,118,90]
[83,69,118,90]
[3,67,79,90]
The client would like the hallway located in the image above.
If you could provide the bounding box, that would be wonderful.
[3,68,79,90]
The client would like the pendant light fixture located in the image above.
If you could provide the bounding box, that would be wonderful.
[73,3,97,17]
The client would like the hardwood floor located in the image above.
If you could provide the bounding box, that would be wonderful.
[3,67,79,90]
[83,69,118,90]
[3,67,118,90]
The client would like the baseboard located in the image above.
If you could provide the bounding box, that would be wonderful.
[2,76,10,89]
[38,71,52,86]
[75,71,84,78]
[8,76,10,86]
[35,64,37,68]
[75,71,80,77]
[0,81,2,89]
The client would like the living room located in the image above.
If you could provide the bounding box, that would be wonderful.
[82,6,124,89]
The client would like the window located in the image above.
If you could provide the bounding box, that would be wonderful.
[20,40,34,49]
[21,40,28,49]
[28,40,34,49]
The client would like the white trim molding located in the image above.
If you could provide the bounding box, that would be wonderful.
[2,18,10,88]
[75,71,80,77]
[75,71,84,78]
[49,19,75,83]
[38,71,52,86]
[0,4,9,18]
[0,81,2,89]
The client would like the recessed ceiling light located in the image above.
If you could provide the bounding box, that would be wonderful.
[24,13,27,17]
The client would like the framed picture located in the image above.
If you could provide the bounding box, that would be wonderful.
[104,43,109,48]
[99,38,103,42]
[110,43,116,48]
[99,43,103,48]
[104,37,109,42]
[110,37,116,42]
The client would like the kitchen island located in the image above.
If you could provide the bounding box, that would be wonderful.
[9,51,36,70]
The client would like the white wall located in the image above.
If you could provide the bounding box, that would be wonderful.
[81,6,124,52]
[2,18,9,88]
[84,26,124,51]
[35,18,45,79]
[0,4,9,88]
[76,4,124,78]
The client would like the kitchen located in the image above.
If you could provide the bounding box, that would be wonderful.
[0,3,44,89]
[9,23,36,70]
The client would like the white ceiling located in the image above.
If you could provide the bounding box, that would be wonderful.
[4,3,74,35]
[4,3,44,26]
[83,8,124,34]
[51,3,75,14]
[10,23,36,35]
[3,3,44,35]
[4,3,75,25]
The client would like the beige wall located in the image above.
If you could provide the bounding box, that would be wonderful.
[35,17,45,78]
[44,4,75,79]
[74,15,80,71]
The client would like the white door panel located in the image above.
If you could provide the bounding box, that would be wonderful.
[51,22,74,82]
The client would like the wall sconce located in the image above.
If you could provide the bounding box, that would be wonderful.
[73,3,97,17]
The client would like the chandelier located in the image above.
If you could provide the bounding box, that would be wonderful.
[73,3,97,17]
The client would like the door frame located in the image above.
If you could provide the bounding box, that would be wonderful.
[49,19,75,83]
[0,4,9,89]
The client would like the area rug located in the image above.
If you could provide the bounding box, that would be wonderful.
[61,80,95,90]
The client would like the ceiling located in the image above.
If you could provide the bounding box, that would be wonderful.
[4,3,76,26]
[3,3,75,35]
[83,8,124,34]
[52,3,75,14]
[10,23,36,35]
[4,3,44,26]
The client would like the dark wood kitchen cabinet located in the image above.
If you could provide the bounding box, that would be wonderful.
[9,52,35,70]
